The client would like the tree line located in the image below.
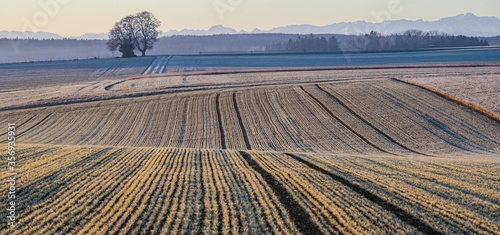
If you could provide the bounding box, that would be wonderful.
[348,30,489,51]
[286,34,339,52]
[286,30,488,52]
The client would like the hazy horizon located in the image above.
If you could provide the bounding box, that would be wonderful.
[0,0,499,37]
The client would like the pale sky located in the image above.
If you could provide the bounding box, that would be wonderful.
[0,0,499,37]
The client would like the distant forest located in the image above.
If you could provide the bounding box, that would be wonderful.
[286,30,489,52]
[286,35,339,52]
[0,32,498,63]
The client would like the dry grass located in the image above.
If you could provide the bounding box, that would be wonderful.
[1,145,498,234]
[1,68,499,234]
[394,76,500,122]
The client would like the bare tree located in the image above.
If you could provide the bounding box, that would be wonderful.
[107,15,137,57]
[107,11,161,57]
[134,11,161,57]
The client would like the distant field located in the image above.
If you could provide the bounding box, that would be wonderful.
[2,59,500,111]
[2,79,499,155]
[0,57,154,91]
[1,54,499,234]
[165,48,500,72]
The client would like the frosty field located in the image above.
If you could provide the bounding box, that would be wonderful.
[1,55,499,234]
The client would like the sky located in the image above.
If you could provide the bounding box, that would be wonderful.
[0,0,499,37]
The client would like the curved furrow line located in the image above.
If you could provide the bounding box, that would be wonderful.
[75,148,156,234]
[231,152,298,233]
[224,151,271,233]
[76,106,120,145]
[206,150,224,234]
[258,153,350,234]
[165,150,198,233]
[0,147,93,206]
[0,114,36,136]
[285,153,444,235]
[306,154,500,234]
[326,157,497,233]
[0,113,52,144]
[55,148,151,234]
[271,89,311,152]
[387,82,500,150]
[46,110,99,144]
[158,149,189,233]
[13,147,117,204]
[149,148,185,234]
[299,86,394,156]
[358,81,493,153]
[346,79,498,153]
[194,150,206,235]
[285,87,355,153]
[218,151,252,234]
[359,157,500,207]
[216,94,227,149]
[267,152,401,233]
[114,149,171,234]
[0,146,63,180]
[208,150,233,234]
[83,148,160,234]
[175,99,189,147]
[136,149,177,234]
[14,147,123,232]
[105,149,166,234]
[39,148,147,234]
[239,151,324,235]
[233,92,252,150]
[259,89,299,151]
[388,79,500,146]
[316,84,437,157]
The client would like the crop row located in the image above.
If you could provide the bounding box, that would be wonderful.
[2,79,498,157]
[1,145,303,234]
[3,145,498,234]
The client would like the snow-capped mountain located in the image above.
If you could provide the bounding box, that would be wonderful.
[0,30,63,39]
[71,33,109,40]
[163,13,500,37]
[161,25,238,37]
[261,13,500,36]
[1,13,499,39]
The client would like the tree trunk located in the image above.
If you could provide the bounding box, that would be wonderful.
[141,50,146,56]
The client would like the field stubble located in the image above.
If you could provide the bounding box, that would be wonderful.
[0,66,499,234]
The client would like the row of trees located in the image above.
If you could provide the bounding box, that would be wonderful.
[107,11,161,57]
[348,30,489,51]
[106,12,489,57]
[286,34,339,52]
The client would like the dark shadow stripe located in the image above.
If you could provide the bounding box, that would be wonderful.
[239,151,324,235]
[300,86,392,155]
[104,80,127,91]
[285,153,443,235]
[316,84,435,157]
[1,113,53,144]
[216,94,226,149]
[0,114,36,136]
[233,93,251,150]
[196,150,206,235]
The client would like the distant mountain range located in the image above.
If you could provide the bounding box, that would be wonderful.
[1,13,499,40]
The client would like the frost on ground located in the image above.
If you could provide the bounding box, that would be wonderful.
[403,74,500,116]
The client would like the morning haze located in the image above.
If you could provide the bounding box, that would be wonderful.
[1,0,499,37]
